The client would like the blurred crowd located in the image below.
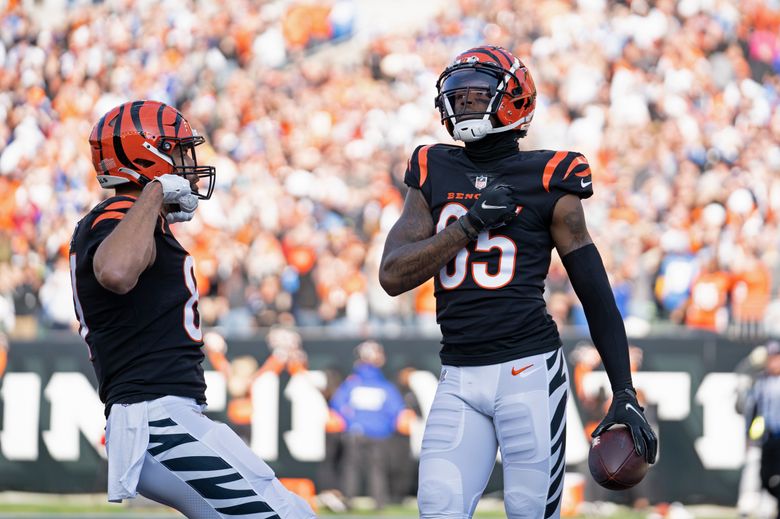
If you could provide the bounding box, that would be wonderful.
[1,0,780,338]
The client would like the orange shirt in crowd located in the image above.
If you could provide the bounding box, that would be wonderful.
[732,263,772,322]
[415,279,436,315]
[282,4,332,50]
[325,409,346,433]
[227,397,253,425]
[685,271,732,332]
[0,178,19,231]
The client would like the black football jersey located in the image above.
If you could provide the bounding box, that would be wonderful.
[69,195,206,416]
[404,144,594,366]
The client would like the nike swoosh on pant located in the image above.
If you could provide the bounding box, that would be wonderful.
[511,364,533,376]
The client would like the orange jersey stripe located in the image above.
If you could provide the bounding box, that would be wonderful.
[542,151,568,192]
[104,200,134,211]
[574,165,592,178]
[91,211,125,229]
[564,155,590,180]
[418,145,431,187]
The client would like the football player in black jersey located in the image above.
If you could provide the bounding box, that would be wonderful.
[379,46,658,519]
[70,100,315,518]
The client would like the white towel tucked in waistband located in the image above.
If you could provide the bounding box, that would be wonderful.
[105,401,149,502]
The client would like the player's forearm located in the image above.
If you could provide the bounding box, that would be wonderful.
[379,221,471,296]
[561,244,633,391]
[93,183,163,294]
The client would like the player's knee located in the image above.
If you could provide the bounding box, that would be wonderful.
[418,479,461,518]
[418,461,464,518]
[503,488,546,519]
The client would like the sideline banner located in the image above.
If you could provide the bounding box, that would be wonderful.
[0,332,752,504]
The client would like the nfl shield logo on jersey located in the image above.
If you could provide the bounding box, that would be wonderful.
[475,175,488,190]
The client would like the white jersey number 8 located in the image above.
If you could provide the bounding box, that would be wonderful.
[183,255,202,341]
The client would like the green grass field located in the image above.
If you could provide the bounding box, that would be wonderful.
[0,500,739,519]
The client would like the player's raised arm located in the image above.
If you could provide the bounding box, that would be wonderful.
[551,194,657,464]
[92,182,163,294]
[93,174,197,294]
[379,187,467,296]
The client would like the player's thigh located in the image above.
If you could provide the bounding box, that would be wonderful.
[418,367,498,519]
[495,349,568,519]
[144,396,315,519]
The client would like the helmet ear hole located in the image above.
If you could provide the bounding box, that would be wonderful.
[134,158,155,168]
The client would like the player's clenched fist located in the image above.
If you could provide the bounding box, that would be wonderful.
[153,174,198,223]
[464,184,521,234]
[154,173,197,204]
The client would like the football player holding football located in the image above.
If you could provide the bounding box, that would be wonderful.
[379,46,658,518]
[70,100,315,518]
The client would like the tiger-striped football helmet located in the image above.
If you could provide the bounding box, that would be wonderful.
[89,100,216,199]
[435,45,536,143]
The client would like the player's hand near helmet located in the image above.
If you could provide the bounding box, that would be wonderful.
[165,206,196,223]
[462,184,522,237]
[592,388,658,464]
[153,174,199,223]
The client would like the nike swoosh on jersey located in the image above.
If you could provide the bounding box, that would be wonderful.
[581,179,592,188]
[625,403,647,423]
[481,202,507,210]
[511,364,533,376]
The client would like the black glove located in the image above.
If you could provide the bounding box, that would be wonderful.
[592,388,658,464]
[465,184,521,234]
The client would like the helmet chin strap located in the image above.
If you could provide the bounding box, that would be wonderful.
[452,119,492,143]
[443,95,494,143]
[452,115,528,143]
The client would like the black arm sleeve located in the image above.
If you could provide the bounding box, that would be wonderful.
[561,243,633,391]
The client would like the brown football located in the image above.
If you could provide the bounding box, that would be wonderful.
[588,425,649,490]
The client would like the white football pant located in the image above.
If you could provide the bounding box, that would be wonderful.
[105,395,316,519]
[418,349,568,519]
